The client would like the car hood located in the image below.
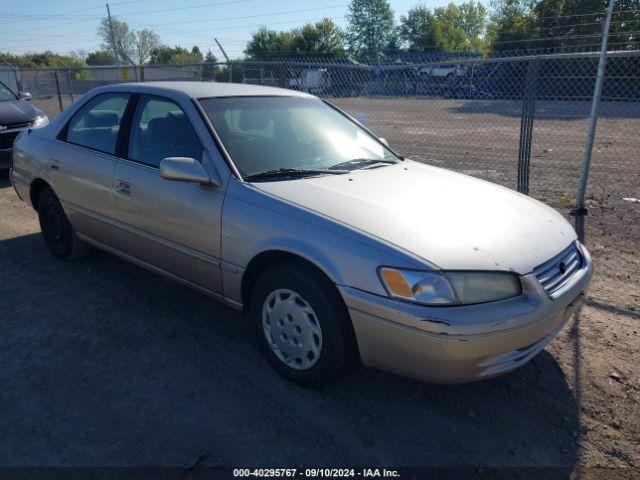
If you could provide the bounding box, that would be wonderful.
[253,160,576,274]
[0,99,41,126]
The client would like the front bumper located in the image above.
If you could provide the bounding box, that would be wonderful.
[340,243,593,384]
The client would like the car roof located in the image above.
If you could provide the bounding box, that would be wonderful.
[110,81,314,99]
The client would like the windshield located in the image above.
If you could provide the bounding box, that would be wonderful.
[198,96,399,179]
[0,81,17,102]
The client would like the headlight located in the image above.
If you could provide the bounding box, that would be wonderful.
[378,267,522,306]
[32,115,49,128]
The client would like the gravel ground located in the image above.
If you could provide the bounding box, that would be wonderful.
[1,96,638,477]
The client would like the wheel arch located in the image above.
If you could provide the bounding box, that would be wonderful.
[241,248,360,367]
[240,249,341,313]
[29,178,51,210]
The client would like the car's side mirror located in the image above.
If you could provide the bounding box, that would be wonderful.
[379,137,389,147]
[160,157,216,186]
[19,91,32,102]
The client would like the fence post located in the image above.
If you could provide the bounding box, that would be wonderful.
[228,62,233,83]
[54,69,64,112]
[66,69,74,103]
[572,0,616,242]
[517,60,540,195]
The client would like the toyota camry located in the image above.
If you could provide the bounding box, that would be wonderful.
[10,82,592,386]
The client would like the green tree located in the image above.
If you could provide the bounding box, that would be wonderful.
[432,2,487,52]
[291,18,345,57]
[86,50,115,65]
[191,45,203,59]
[399,5,438,51]
[244,19,345,58]
[0,51,85,69]
[98,17,160,65]
[149,45,204,64]
[487,0,536,52]
[531,0,640,51]
[345,0,395,61]
[203,49,219,80]
[459,1,488,51]
[244,26,296,58]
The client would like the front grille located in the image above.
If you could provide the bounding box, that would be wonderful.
[0,131,20,150]
[533,242,583,294]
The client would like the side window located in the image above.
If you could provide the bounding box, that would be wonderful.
[64,93,129,155]
[128,95,204,168]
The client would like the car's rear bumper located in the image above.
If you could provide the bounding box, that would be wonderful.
[339,243,593,384]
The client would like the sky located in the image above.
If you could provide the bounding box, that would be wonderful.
[0,0,477,58]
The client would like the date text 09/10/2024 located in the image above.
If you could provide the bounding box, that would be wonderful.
[232,468,400,478]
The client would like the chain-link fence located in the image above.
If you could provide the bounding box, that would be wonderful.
[15,51,640,298]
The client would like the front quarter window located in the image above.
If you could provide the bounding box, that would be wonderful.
[198,96,399,179]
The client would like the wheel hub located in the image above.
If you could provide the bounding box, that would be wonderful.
[262,289,322,370]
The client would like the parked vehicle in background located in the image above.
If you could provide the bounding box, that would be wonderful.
[0,80,48,170]
[289,68,330,95]
[420,64,466,81]
[10,82,592,386]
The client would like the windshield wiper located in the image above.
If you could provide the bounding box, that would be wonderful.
[244,167,348,182]
[328,158,397,171]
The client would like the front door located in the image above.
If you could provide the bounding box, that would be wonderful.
[108,94,225,294]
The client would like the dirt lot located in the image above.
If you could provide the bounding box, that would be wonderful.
[1,96,638,477]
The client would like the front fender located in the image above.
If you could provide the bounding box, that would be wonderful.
[221,179,428,306]
[248,237,345,286]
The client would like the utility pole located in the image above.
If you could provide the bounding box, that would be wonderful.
[215,38,229,62]
[215,38,233,83]
[572,0,616,242]
[106,2,121,69]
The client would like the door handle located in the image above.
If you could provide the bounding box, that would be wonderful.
[48,158,60,171]
[115,180,131,195]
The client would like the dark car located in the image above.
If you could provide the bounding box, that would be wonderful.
[0,80,48,170]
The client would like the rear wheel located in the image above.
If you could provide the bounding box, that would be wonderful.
[37,187,90,261]
[250,262,355,387]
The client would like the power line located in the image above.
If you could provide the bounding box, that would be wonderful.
[120,4,347,29]
[534,19,639,34]
[7,0,153,17]
[3,4,347,45]
[491,30,640,46]
[530,8,639,21]
[4,15,345,52]
[110,0,256,17]
[0,0,255,25]
[139,16,345,37]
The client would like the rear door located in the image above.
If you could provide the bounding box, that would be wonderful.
[50,92,130,239]
[108,93,225,294]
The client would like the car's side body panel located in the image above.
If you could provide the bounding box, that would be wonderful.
[14,85,234,296]
[109,158,227,293]
[104,90,229,294]
[220,177,433,307]
[48,141,120,240]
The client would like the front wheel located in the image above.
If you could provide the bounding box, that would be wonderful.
[250,262,355,387]
[37,187,90,261]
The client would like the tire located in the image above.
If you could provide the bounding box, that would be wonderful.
[37,187,90,261]
[250,262,355,387]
